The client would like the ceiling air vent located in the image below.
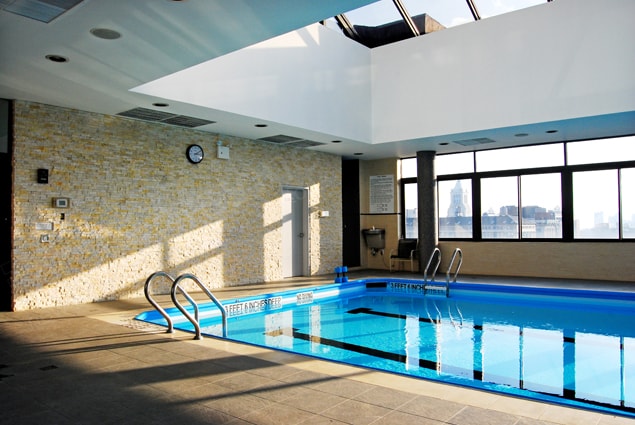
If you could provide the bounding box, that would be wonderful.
[258,134,324,149]
[162,116,215,128]
[286,140,325,148]
[117,107,215,128]
[258,135,302,144]
[453,137,496,147]
[1,0,84,23]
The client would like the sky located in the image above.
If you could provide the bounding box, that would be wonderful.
[343,0,547,28]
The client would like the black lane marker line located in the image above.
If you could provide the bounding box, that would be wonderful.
[265,329,635,414]
[348,307,439,324]
[287,328,440,371]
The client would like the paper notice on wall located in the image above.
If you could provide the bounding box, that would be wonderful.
[370,175,394,213]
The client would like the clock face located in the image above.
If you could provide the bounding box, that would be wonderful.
[186,144,204,164]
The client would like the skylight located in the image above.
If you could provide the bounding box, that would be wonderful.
[324,0,551,48]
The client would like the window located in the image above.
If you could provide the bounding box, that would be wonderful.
[567,136,635,165]
[436,152,474,175]
[438,179,472,238]
[481,177,519,239]
[403,181,418,238]
[476,143,564,172]
[403,136,635,242]
[573,170,619,239]
[520,174,562,238]
[401,157,417,178]
[622,168,635,239]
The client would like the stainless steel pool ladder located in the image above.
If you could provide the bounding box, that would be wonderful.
[444,248,463,296]
[170,273,228,340]
[423,247,441,283]
[144,271,176,333]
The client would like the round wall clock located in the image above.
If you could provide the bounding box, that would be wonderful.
[186,144,204,164]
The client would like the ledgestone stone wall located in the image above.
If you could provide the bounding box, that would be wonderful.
[11,101,342,310]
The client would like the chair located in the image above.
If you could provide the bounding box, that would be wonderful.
[389,238,418,272]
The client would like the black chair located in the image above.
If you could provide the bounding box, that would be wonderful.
[389,238,418,272]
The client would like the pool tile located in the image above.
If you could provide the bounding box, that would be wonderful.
[449,405,521,425]
[398,395,465,421]
[241,402,317,425]
[280,387,348,414]
[352,385,418,409]
[321,399,392,425]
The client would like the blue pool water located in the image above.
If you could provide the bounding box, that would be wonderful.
[136,278,635,418]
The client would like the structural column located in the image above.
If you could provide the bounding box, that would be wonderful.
[416,150,438,273]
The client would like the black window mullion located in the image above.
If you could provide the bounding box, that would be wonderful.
[561,170,574,241]
[472,177,482,240]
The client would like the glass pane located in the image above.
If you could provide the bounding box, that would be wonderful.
[567,136,635,165]
[573,170,619,239]
[438,179,472,238]
[343,0,401,26]
[520,174,562,238]
[621,168,635,239]
[401,0,473,28]
[404,182,418,238]
[476,144,564,172]
[436,152,474,175]
[481,176,519,239]
[401,157,417,178]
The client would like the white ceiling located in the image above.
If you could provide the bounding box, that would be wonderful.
[1,0,633,160]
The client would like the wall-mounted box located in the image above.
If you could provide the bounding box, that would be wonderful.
[53,197,70,208]
[217,145,230,160]
[37,168,48,184]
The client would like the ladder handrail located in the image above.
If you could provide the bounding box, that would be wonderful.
[170,273,228,340]
[423,247,441,283]
[144,271,176,333]
[445,248,463,296]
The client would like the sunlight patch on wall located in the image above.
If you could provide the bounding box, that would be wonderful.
[167,221,224,267]
[15,244,164,310]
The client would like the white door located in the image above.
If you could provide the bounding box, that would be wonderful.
[281,188,307,277]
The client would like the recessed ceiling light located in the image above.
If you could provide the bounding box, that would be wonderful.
[45,54,68,63]
[152,102,169,107]
[90,28,121,40]
[255,124,268,128]
[514,133,529,137]
[546,130,558,134]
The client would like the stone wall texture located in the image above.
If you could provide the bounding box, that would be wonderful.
[12,101,342,310]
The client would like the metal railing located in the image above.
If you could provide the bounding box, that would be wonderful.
[423,247,441,283]
[170,273,228,340]
[143,271,176,333]
[444,248,463,297]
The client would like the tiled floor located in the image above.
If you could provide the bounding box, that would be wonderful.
[1,272,634,425]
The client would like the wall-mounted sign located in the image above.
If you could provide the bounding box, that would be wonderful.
[370,175,394,214]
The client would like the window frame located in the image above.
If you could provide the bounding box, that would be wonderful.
[399,137,635,243]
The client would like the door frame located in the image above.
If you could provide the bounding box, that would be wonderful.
[281,185,309,277]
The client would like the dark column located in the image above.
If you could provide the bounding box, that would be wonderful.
[416,151,438,273]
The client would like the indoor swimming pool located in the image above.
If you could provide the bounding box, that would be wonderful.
[136,278,635,418]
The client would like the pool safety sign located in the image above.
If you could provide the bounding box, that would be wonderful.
[296,291,314,305]
[226,296,283,317]
[369,175,394,214]
[387,281,426,294]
